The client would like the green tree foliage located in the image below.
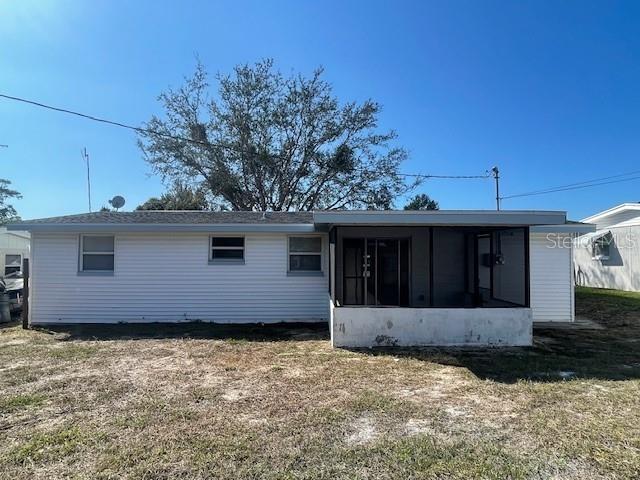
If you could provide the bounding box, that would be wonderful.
[136,182,210,210]
[0,179,21,224]
[139,60,417,211]
[403,193,439,211]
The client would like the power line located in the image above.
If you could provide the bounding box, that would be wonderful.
[0,93,250,154]
[0,92,491,183]
[502,168,640,199]
[502,172,640,200]
[399,172,490,179]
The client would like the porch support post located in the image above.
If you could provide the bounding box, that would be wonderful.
[429,227,434,307]
[524,227,531,307]
[329,226,337,305]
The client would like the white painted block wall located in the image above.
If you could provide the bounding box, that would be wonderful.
[29,232,329,324]
[331,306,533,347]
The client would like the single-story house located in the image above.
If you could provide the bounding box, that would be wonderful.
[8,210,593,347]
[574,202,640,292]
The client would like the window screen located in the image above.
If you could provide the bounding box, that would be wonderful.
[288,237,322,272]
[81,235,114,271]
[211,237,244,262]
[592,234,612,260]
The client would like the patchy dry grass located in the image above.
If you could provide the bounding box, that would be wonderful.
[0,291,638,479]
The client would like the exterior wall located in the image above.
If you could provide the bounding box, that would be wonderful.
[529,232,574,322]
[0,228,30,275]
[574,225,640,292]
[29,232,329,324]
[331,306,532,347]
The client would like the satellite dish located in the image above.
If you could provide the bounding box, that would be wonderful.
[109,195,126,210]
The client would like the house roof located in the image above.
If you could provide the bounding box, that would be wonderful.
[581,203,640,224]
[7,209,591,233]
[7,211,316,233]
[13,211,313,225]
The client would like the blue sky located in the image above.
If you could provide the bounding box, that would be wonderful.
[1,0,639,220]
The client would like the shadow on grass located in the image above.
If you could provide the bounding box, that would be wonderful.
[34,321,330,342]
[347,287,640,383]
[348,324,640,383]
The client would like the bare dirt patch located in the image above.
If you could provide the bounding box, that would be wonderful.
[0,304,638,479]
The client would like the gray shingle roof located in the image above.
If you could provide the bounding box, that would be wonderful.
[12,211,314,225]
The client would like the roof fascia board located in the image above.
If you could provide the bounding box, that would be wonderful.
[7,223,318,234]
[5,231,30,239]
[313,211,566,226]
[581,203,640,223]
[530,224,596,234]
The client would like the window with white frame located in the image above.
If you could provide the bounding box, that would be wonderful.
[4,254,21,276]
[80,235,115,271]
[288,236,322,272]
[210,237,244,262]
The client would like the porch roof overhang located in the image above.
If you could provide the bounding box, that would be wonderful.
[314,210,568,228]
[530,222,595,234]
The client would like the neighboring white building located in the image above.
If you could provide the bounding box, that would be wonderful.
[574,203,640,292]
[8,210,592,347]
[0,226,30,277]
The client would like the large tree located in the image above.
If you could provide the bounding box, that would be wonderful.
[403,193,439,211]
[136,182,210,211]
[138,60,416,211]
[0,179,21,224]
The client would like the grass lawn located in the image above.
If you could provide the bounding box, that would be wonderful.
[0,287,639,479]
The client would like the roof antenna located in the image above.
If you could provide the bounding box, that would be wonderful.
[82,148,92,212]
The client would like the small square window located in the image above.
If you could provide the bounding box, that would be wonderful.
[81,235,115,272]
[288,237,322,272]
[210,237,244,263]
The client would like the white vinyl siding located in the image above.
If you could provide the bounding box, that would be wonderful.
[29,232,329,324]
[529,232,574,322]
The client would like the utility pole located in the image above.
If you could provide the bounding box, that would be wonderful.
[491,166,500,210]
[81,148,92,212]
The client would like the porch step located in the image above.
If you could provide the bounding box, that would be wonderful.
[533,317,604,330]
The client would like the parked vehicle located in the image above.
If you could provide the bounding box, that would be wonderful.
[0,271,23,312]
